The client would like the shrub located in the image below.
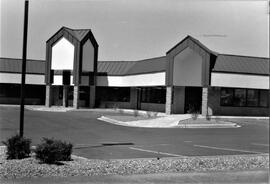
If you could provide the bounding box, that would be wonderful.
[206,114,211,121]
[34,138,73,164]
[133,110,139,117]
[2,134,31,159]
[191,112,199,120]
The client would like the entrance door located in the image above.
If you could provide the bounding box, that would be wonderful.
[184,87,202,113]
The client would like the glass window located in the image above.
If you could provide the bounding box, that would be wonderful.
[59,86,63,99]
[233,89,246,106]
[247,89,259,107]
[79,86,90,101]
[96,87,130,102]
[259,90,269,107]
[141,87,166,104]
[220,88,233,106]
[68,87,74,100]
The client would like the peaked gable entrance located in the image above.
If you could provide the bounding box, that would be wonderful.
[166,35,216,87]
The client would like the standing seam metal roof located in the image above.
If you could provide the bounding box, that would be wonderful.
[0,58,45,74]
[213,54,269,75]
[97,56,167,76]
[1,54,268,76]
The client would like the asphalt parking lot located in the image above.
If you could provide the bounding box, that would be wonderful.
[0,106,269,159]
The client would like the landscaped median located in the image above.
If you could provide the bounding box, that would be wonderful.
[0,146,268,179]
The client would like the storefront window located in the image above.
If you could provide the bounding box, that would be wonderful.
[259,90,269,107]
[233,89,246,106]
[247,89,259,107]
[220,88,233,106]
[220,88,268,108]
[141,87,166,104]
[96,87,130,102]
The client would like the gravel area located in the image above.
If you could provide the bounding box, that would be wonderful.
[0,146,268,179]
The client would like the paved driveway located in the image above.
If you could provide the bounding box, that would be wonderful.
[0,106,268,159]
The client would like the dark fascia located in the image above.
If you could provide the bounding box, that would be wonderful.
[0,57,45,62]
[46,26,88,43]
[46,26,67,43]
[81,29,99,48]
[97,70,166,77]
[166,35,218,55]
[0,71,44,75]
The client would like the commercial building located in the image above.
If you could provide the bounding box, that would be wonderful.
[0,27,269,116]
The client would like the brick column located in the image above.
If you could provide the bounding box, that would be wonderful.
[63,85,68,107]
[89,86,96,108]
[73,86,79,109]
[165,86,173,114]
[45,85,52,107]
[201,87,208,116]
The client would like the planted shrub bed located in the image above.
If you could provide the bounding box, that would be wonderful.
[35,138,72,164]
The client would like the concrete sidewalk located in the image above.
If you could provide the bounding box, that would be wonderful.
[98,115,240,128]
[1,169,268,184]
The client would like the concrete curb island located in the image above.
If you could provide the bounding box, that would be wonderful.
[98,116,240,128]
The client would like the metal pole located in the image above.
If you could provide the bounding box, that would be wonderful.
[20,0,29,137]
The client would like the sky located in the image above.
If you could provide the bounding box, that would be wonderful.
[0,0,269,61]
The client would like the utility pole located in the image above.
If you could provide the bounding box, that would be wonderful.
[20,0,29,137]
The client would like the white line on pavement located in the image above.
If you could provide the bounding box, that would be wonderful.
[129,147,184,157]
[251,143,269,147]
[193,144,265,154]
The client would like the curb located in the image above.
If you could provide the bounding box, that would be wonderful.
[178,123,240,128]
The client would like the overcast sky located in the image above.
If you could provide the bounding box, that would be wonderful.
[0,0,269,61]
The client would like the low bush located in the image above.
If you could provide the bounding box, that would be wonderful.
[206,114,211,121]
[191,112,199,120]
[34,138,72,164]
[2,134,31,159]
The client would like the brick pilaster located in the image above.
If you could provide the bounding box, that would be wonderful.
[45,85,52,107]
[73,86,79,109]
[165,86,173,114]
[63,85,68,107]
[201,87,208,116]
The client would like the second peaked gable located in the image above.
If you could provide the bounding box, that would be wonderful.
[166,35,216,86]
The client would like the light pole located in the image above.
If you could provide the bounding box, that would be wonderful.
[19,0,29,137]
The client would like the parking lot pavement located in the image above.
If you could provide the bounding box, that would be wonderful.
[0,106,269,159]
